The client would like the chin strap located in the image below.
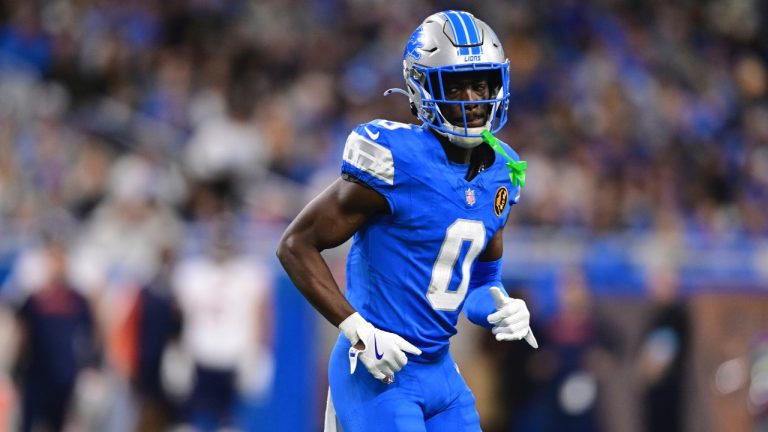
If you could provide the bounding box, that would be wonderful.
[481,131,527,188]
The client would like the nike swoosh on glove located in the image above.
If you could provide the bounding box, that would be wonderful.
[487,287,538,348]
[339,313,422,382]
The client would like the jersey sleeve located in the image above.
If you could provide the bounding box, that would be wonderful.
[340,122,398,212]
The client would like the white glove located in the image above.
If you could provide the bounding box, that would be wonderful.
[339,313,422,383]
[487,287,538,348]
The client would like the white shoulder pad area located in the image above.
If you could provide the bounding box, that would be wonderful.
[343,131,395,185]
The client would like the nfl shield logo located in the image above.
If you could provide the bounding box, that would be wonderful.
[465,188,476,206]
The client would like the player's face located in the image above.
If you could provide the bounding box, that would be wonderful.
[439,72,491,128]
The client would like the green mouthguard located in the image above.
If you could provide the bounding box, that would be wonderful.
[481,131,527,188]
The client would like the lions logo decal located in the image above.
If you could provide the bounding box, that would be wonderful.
[404,27,424,60]
[494,187,508,216]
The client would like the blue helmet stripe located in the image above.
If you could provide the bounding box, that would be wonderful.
[444,11,469,55]
[457,12,483,55]
[457,12,479,44]
[450,11,473,44]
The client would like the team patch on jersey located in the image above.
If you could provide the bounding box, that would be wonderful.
[343,131,394,185]
[494,186,508,216]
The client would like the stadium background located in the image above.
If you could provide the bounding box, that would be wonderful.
[0,0,767,431]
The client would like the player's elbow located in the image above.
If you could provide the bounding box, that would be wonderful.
[276,230,305,267]
[276,232,295,265]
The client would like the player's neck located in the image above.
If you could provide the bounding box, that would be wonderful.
[435,134,473,165]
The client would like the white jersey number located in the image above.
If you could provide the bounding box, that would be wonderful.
[427,219,486,311]
[375,120,412,131]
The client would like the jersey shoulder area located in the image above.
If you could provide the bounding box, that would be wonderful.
[348,119,423,149]
[342,119,423,186]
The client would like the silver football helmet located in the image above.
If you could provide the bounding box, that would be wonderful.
[391,10,510,148]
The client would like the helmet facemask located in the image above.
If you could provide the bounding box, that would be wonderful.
[406,62,509,149]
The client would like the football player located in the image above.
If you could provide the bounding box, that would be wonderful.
[277,10,537,432]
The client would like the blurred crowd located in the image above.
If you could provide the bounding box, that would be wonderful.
[1,0,767,239]
[0,0,766,430]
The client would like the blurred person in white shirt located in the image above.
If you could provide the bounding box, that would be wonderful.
[185,48,269,187]
[70,153,183,295]
[171,216,273,431]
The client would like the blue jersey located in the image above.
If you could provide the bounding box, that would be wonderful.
[340,120,521,361]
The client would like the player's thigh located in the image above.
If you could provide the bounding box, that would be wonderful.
[328,337,427,432]
[424,387,481,432]
[330,391,427,432]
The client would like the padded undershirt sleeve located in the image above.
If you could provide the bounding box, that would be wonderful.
[463,259,507,329]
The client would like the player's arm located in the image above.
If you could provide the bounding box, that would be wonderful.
[277,177,421,382]
[463,225,538,347]
[277,176,386,327]
[479,222,504,261]
[463,227,504,329]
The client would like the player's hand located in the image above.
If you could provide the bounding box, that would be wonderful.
[487,287,538,348]
[339,313,422,383]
